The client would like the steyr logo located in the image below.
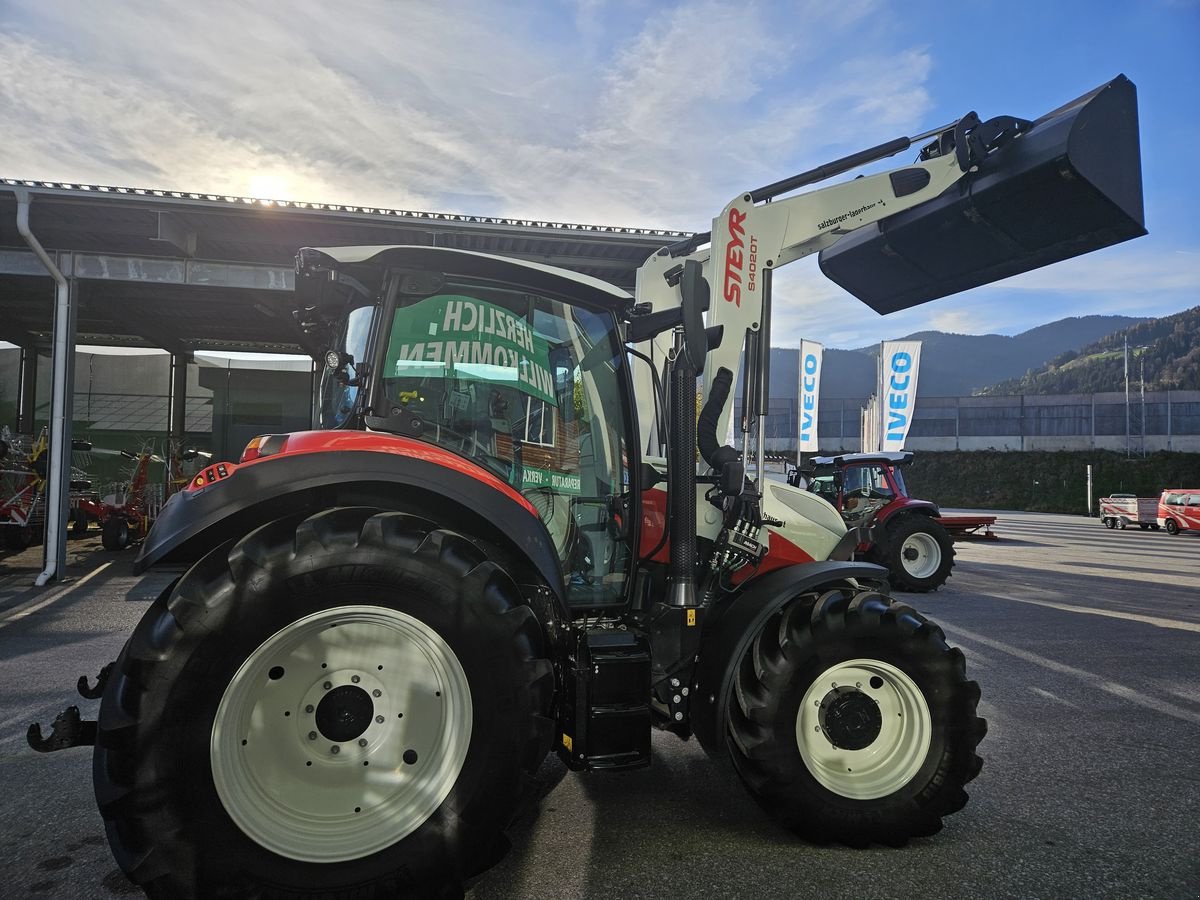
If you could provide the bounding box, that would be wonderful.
[722,207,758,306]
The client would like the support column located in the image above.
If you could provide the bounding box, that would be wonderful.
[168,352,189,442]
[17,347,37,433]
[42,259,77,583]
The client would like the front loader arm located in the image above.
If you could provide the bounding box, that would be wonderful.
[633,133,968,451]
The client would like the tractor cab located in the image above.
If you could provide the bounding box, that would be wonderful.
[298,245,640,610]
[801,451,935,527]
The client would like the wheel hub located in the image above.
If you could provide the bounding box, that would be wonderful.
[796,659,933,800]
[819,686,882,750]
[315,685,374,743]
[903,546,919,562]
[210,605,473,863]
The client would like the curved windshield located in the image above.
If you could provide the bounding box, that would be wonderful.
[318,304,374,429]
[377,280,631,605]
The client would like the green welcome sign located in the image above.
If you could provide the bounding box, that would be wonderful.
[386,294,556,405]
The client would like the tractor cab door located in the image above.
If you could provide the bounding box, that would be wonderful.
[371,271,637,611]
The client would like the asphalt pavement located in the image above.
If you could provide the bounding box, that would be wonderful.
[0,511,1197,899]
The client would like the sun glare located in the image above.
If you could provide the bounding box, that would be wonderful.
[246,174,293,200]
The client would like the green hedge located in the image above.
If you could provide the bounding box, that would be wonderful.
[900,450,1200,514]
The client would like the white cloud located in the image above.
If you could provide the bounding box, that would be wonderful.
[0,0,934,229]
[4,0,1185,349]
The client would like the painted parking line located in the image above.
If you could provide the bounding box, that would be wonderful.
[943,622,1200,726]
[979,592,1200,633]
[0,562,112,631]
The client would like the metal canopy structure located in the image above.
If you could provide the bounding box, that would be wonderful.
[0,178,690,582]
[0,179,687,353]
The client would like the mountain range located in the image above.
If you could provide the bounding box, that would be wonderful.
[766,314,1148,399]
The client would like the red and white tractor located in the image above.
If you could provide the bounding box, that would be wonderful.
[28,75,1144,898]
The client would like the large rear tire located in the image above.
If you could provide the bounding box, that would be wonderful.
[875,516,955,593]
[727,588,985,845]
[93,508,554,899]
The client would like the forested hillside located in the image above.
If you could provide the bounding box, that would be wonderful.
[980,306,1200,395]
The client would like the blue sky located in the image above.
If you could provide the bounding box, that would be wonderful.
[1,0,1197,349]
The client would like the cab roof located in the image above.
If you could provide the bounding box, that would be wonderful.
[302,245,635,314]
[809,451,915,469]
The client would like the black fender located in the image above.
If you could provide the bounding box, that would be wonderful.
[134,449,567,615]
[691,560,890,759]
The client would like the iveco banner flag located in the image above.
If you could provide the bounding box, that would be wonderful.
[798,340,823,452]
[878,340,922,451]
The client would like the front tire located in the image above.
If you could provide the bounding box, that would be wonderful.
[875,516,955,592]
[728,588,985,845]
[1165,519,1180,535]
[93,508,554,899]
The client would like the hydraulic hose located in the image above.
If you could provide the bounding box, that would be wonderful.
[697,367,739,469]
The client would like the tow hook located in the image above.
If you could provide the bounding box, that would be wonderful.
[77,661,113,699]
[26,662,113,752]
[27,705,97,752]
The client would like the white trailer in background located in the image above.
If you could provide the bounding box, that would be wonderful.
[1098,495,1160,530]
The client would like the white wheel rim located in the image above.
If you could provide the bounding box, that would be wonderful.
[795,659,932,800]
[900,531,940,579]
[211,605,472,862]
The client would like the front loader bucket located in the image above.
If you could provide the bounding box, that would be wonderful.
[819,74,1145,314]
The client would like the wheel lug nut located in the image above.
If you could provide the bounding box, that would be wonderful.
[331,745,340,754]
[358,738,368,747]
[305,705,314,713]
[375,715,385,724]
[372,689,382,697]
[323,681,332,690]
[351,675,361,684]
[308,731,317,741]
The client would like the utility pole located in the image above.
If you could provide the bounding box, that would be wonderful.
[1124,336,1130,458]
[1140,354,1146,457]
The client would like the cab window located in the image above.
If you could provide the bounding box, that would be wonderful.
[378,281,632,608]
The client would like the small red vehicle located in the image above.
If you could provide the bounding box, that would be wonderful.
[1158,489,1200,535]
[90,449,157,550]
[791,451,995,592]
